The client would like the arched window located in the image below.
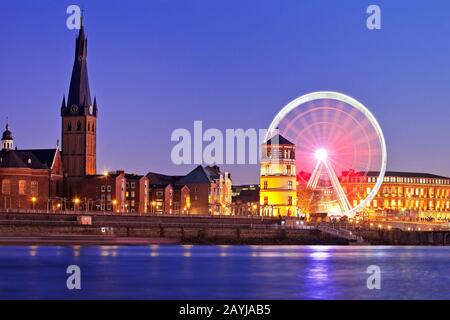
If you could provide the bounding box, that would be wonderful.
[88,123,91,132]
[67,123,72,132]
[77,121,81,131]
[92,124,95,133]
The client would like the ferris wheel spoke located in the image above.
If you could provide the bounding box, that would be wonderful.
[323,159,352,213]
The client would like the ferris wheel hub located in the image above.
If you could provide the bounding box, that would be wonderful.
[315,148,328,162]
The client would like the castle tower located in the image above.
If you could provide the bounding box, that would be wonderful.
[61,16,97,177]
[260,133,297,217]
[1,122,13,151]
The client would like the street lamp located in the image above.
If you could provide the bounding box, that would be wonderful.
[73,198,80,212]
[31,197,37,211]
[112,199,118,213]
[102,172,108,213]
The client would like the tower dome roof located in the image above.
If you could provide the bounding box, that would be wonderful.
[2,124,13,140]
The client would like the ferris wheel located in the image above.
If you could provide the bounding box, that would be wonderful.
[266,92,387,218]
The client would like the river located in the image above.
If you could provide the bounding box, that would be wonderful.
[0,245,449,299]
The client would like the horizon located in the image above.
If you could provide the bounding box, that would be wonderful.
[1,0,450,184]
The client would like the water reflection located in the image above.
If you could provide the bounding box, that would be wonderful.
[4,246,450,299]
[28,245,38,257]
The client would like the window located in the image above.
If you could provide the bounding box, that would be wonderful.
[77,121,81,131]
[67,123,72,132]
[264,197,268,205]
[131,200,135,207]
[30,181,38,196]
[2,180,11,195]
[101,186,105,192]
[288,181,293,190]
[288,196,293,205]
[263,181,268,190]
[131,182,135,189]
[156,191,163,197]
[107,186,111,192]
[131,191,135,198]
[88,123,91,132]
[18,180,26,195]
[286,165,291,175]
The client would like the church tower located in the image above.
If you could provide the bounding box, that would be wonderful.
[61,17,97,177]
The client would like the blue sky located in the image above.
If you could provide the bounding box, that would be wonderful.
[1,0,450,184]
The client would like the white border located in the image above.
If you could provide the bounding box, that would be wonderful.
[266,91,387,218]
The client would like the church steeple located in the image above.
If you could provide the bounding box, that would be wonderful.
[66,13,92,111]
[61,15,97,177]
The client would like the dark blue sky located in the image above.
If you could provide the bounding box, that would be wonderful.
[1,0,450,184]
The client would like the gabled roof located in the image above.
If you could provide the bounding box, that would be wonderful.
[19,149,58,169]
[264,133,294,146]
[0,150,28,168]
[175,166,214,185]
[0,149,58,170]
[146,172,182,186]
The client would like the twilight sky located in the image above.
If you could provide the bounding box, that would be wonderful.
[1,0,450,184]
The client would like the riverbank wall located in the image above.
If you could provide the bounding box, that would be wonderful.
[0,212,449,245]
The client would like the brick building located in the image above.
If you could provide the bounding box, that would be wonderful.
[125,174,148,213]
[147,165,232,215]
[146,172,190,214]
[232,185,260,216]
[0,124,64,211]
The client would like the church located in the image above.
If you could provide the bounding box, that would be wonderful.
[0,18,148,213]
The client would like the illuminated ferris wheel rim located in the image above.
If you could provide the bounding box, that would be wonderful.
[266,91,388,217]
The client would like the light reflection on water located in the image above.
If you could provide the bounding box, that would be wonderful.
[0,245,450,299]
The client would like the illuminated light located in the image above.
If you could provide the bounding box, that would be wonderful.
[112,200,117,205]
[378,224,382,229]
[73,198,80,204]
[387,226,392,230]
[266,91,387,218]
[31,197,37,203]
[370,223,374,227]
[315,148,328,162]
[152,201,156,206]
[103,171,108,177]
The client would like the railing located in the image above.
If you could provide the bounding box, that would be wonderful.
[318,225,358,241]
